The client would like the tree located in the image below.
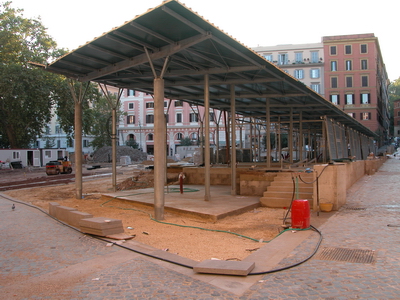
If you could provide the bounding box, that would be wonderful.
[89,92,126,152]
[179,137,193,146]
[388,77,400,136]
[0,2,67,148]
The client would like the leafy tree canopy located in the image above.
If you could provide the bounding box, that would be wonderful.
[0,1,68,148]
[387,77,400,136]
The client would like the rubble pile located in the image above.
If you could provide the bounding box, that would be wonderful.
[116,171,180,191]
[92,146,147,163]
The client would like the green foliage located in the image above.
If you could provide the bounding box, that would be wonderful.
[179,137,192,146]
[89,92,125,151]
[388,77,400,136]
[126,138,139,149]
[0,2,68,148]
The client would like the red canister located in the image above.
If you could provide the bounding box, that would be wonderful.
[291,199,310,229]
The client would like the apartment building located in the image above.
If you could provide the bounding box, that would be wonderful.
[118,90,236,158]
[323,33,390,140]
[253,33,390,142]
[252,43,325,96]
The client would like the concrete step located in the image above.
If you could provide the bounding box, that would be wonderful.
[262,190,313,199]
[260,197,313,208]
[266,185,313,192]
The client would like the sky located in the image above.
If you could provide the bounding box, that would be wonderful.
[9,0,400,81]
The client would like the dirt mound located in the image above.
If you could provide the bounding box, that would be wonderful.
[92,146,147,163]
[116,171,180,191]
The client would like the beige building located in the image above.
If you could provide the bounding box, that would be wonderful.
[252,43,325,96]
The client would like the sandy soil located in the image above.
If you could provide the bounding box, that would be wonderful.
[3,167,285,262]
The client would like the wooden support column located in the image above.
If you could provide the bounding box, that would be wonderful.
[289,108,294,164]
[299,111,303,161]
[68,80,89,200]
[74,99,82,199]
[230,85,236,195]
[249,119,253,162]
[98,84,123,193]
[204,74,211,201]
[154,77,166,219]
[266,99,271,168]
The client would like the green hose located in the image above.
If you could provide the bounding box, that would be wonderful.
[101,195,311,243]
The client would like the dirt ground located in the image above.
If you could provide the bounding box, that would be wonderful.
[3,166,285,262]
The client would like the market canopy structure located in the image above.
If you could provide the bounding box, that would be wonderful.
[41,0,376,219]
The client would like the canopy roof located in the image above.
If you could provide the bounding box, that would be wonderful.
[45,0,376,137]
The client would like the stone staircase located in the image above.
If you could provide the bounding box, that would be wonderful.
[260,172,314,208]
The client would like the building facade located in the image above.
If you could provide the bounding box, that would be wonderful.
[323,34,390,141]
[253,34,390,144]
[118,89,239,159]
[252,43,325,96]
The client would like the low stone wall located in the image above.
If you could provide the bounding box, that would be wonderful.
[313,157,385,211]
[239,172,277,196]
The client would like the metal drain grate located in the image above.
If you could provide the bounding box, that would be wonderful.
[316,247,376,264]
[345,207,367,211]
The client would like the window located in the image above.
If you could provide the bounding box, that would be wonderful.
[128,89,135,96]
[127,115,135,124]
[176,133,183,140]
[310,84,320,94]
[176,113,182,123]
[189,113,198,122]
[146,102,154,108]
[361,59,368,70]
[45,126,51,135]
[331,77,338,88]
[191,132,198,140]
[345,60,352,71]
[361,112,371,120]
[209,112,215,122]
[398,111,400,117]
[295,52,303,63]
[361,93,370,104]
[361,76,369,87]
[330,94,340,105]
[345,45,352,54]
[164,101,168,108]
[330,46,337,55]
[165,114,169,123]
[348,112,356,118]
[294,69,304,79]
[128,103,134,109]
[55,125,61,134]
[346,94,354,105]
[148,133,153,141]
[263,54,273,62]
[83,139,88,147]
[175,100,183,107]
[331,61,337,71]
[310,51,319,63]
[278,53,288,65]
[146,114,154,124]
[44,151,51,158]
[310,69,320,79]
[346,76,353,88]
[360,44,367,54]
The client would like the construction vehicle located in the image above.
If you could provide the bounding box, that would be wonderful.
[45,158,72,175]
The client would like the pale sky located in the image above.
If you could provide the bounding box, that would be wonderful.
[9,0,400,81]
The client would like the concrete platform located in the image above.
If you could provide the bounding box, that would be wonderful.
[102,185,261,221]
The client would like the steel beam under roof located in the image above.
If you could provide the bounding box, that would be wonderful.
[43,0,376,138]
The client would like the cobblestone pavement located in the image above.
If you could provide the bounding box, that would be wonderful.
[1,159,400,299]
